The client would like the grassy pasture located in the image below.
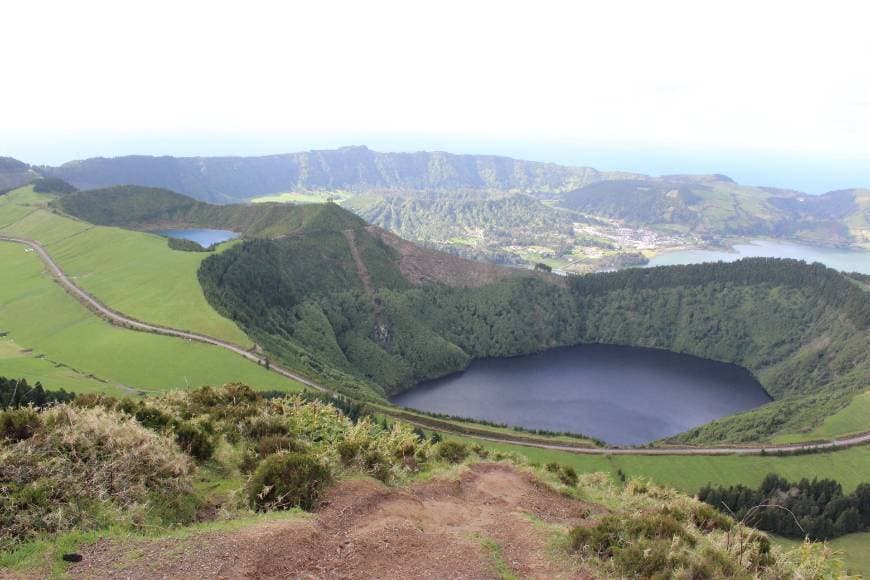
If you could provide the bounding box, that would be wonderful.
[450,434,870,494]
[249,190,351,204]
[0,186,251,346]
[0,241,302,394]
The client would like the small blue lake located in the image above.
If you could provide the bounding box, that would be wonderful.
[154,229,239,247]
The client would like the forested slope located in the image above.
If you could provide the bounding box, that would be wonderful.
[56,185,362,238]
[51,188,869,443]
[196,202,869,443]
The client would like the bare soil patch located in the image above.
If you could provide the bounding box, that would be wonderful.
[68,463,593,579]
[372,226,532,288]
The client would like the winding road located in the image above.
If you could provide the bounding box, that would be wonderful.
[3,234,869,457]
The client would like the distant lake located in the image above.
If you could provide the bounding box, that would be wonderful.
[391,344,771,445]
[154,228,238,247]
[647,240,870,274]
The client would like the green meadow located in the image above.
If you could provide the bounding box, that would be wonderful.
[449,435,870,494]
[249,190,350,204]
[462,437,870,575]
[0,186,251,346]
[0,241,302,394]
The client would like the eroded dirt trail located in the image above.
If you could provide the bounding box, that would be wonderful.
[69,463,593,579]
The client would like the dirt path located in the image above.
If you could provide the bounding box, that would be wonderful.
[68,463,592,579]
[2,234,869,457]
[0,235,328,393]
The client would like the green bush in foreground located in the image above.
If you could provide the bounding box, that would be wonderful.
[247,452,332,511]
[173,421,216,461]
[0,406,192,550]
[0,408,40,442]
[436,440,469,464]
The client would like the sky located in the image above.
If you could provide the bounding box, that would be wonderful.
[2,0,869,192]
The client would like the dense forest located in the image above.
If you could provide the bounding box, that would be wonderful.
[196,201,870,443]
[56,185,356,238]
[699,474,870,540]
[31,177,77,194]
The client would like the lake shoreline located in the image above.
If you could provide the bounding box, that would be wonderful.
[391,343,772,446]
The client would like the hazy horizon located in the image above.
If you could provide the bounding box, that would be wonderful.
[3,134,867,195]
[3,1,868,196]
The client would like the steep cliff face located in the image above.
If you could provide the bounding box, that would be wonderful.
[44,146,624,202]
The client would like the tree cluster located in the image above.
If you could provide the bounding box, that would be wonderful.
[0,377,75,410]
[698,474,870,540]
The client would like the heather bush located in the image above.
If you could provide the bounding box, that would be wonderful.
[174,421,216,461]
[256,434,308,457]
[247,452,332,511]
[0,406,192,549]
[558,465,578,487]
[0,408,40,442]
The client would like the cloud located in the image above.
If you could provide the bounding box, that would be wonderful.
[1,0,868,159]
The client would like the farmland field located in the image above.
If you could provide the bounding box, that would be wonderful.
[0,186,251,346]
[455,435,870,494]
[0,241,302,394]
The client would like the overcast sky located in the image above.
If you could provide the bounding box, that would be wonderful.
[2,0,869,189]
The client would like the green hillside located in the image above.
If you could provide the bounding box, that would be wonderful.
[194,200,868,443]
[1,385,848,578]
[345,191,600,265]
[57,185,363,238]
[0,186,251,346]
[0,242,302,393]
[32,186,870,443]
[559,178,868,248]
[35,147,869,257]
[0,157,39,193]
[45,146,622,202]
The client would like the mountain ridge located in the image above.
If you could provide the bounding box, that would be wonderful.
[4,148,868,256]
[40,146,638,202]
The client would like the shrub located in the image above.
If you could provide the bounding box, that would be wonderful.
[613,540,673,577]
[168,237,209,252]
[247,452,332,511]
[569,525,592,552]
[470,443,489,459]
[137,406,174,430]
[70,392,118,409]
[362,449,392,482]
[0,408,40,442]
[692,503,733,531]
[241,415,290,440]
[256,434,307,457]
[174,421,216,461]
[1,406,192,549]
[436,441,469,464]
[337,440,363,465]
[558,466,578,487]
[569,512,691,559]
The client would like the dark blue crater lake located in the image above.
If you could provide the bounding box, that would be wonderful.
[154,228,238,247]
[391,344,772,445]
